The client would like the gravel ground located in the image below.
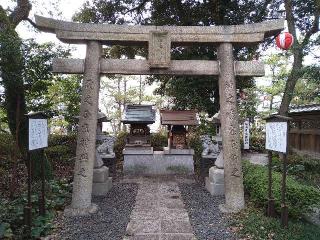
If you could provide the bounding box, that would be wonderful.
[179,183,236,240]
[53,183,138,240]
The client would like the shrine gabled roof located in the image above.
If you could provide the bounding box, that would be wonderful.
[122,105,156,124]
[160,110,199,126]
[289,104,320,114]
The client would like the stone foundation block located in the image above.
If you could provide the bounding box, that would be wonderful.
[64,203,98,217]
[205,177,225,196]
[209,167,224,184]
[93,166,109,183]
[92,177,112,196]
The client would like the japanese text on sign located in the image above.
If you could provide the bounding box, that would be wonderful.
[243,119,250,150]
[29,119,48,150]
[265,122,287,153]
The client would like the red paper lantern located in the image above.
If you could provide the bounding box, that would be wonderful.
[276,32,294,50]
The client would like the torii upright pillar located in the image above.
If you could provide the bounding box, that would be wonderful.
[65,41,102,216]
[217,43,245,212]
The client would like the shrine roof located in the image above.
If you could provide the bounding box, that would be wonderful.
[160,110,199,126]
[122,105,156,124]
[289,104,320,114]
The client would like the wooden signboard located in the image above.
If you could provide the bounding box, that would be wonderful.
[28,118,48,151]
[265,121,288,153]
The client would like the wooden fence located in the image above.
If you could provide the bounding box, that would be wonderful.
[289,113,320,156]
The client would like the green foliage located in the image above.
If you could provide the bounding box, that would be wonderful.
[0,179,71,239]
[238,87,259,119]
[45,134,77,163]
[250,127,266,153]
[114,131,128,162]
[188,132,203,167]
[0,132,14,157]
[231,203,320,240]
[47,75,82,130]
[150,132,167,151]
[243,161,320,218]
[22,39,71,114]
[31,150,53,181]
[74,0,280,116]
[0,9,28,153]
[193,116,216,136]
[271,154,320,188]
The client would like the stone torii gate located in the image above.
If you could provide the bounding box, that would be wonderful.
[34,15,284,216]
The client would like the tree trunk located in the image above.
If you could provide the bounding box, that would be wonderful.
[279,0,319,115]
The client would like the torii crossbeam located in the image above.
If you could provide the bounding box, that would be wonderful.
[34,15,284,216]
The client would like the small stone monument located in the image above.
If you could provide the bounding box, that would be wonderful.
[205,113,224,195]
[206,149,225,196]
[92,111,113,196]
[200,135,220,178]
[200,135,220,158]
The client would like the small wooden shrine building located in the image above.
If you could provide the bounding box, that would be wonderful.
[160,110,198,150]
[122,105,155,146]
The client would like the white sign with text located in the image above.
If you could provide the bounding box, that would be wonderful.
[29,119,48,150]
[265,121,288,153]
[243,118,250,150]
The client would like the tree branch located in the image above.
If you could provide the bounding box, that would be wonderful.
[26,17,37,28]
[301,7,319,46]
[9,0,32,27]
[124,0,149,15]
[285,0,298,42]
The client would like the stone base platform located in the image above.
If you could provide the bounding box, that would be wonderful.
[123,149,194,175]
[205,166,225,196]
[92,166,113,196]
[123,146,153,155]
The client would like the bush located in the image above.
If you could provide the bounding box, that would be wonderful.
[0,179,71,239]
[151,132,167,151]
[231,203,320,240]
[0,133,13,158]
[243,161,320,218]
[188,132,203,166]
[45,145,74,164]
[114,131,128,162]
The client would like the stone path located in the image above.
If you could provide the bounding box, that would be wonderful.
[123,177,196,240]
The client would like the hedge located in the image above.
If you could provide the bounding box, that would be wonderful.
[243,161,320,218]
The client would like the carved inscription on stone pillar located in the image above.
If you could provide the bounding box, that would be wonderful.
[70,41,101,212]
[217,43,245,212]
[148,31,171,68]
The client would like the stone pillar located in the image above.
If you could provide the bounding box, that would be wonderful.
[217,43,245,212]
[65,41,101,216]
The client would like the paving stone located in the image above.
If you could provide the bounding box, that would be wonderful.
[130,209,160,220]
[159,208,189,221]
[161,233,196,240]
[159,199,185,209]
[123,234,160,240]
[126,220,161,235]
[161,220,193,233]
[123,177,196,239]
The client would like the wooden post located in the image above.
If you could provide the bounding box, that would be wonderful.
[39,149,46,216]
[24,152,32,237]
[267,151,275,217]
